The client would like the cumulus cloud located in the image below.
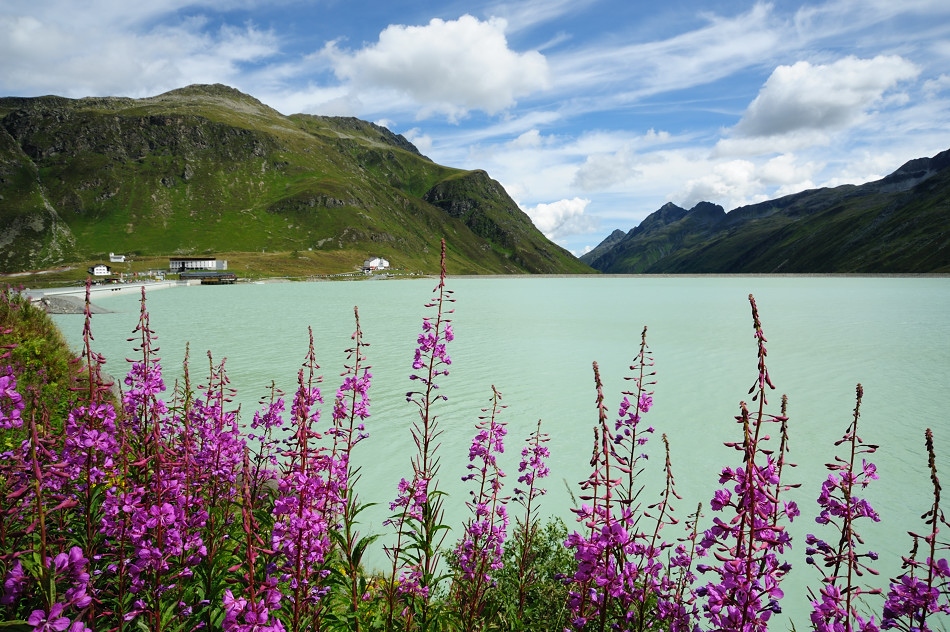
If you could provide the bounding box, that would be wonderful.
[511,129,545,148]
[573,149,641,191]
[324,15,550,122]
[675,160,760,210]
[524,197,597,240]
[572,129,671,190]
[403,128,433,154]
[716,55,919,155]
[758,153,822,186]
[674,153,824,210]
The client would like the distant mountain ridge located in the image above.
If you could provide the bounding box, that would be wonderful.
[0,84,591,275]
[580,148,950,273]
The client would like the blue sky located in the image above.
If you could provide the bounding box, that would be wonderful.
[2,1,949,255]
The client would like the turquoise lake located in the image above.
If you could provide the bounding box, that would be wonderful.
[50,275,950,627]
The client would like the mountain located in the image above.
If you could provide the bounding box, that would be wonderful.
[0,84,591,275]
[580,148,950,274]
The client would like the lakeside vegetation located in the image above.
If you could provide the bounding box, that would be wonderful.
[1,242,948,632]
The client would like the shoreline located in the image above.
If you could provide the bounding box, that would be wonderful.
[446,272,950,279]
[17,271,949,314]
[25,280,191,314]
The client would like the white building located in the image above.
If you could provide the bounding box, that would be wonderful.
[362,257,390,272]
[88,264,111,276]
[169,257,228,272]
[109,252,126,263]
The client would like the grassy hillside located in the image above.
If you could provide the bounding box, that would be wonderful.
[0,84,591,277]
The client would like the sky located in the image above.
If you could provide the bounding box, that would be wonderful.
[2,1,949,255]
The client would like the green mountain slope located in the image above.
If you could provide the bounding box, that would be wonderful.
[580,148,950,273]
[0,84,590,275]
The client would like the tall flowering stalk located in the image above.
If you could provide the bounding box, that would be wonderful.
[510,418,551,621]
[615,326,655,505]
[221,451,285,632]
[658,501,703,632]
[270,327,337,631]
[452,385,510,632]
[385,238,454,631]
[327,305,376,632]
[565,325,671,632]
[100,287,206,630]
[881,428,950,631]
[564,361,629,631]
[696,294,798,632]
[245,381,286,507]
[0,381,94,630]
[638,434,695,632]
[221,370,288,632]
[806,383,882,632]
[185,353,244,629]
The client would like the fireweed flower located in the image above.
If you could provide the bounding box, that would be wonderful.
[805,384,882,632]
[881,428,950,631]
[221,575,286,632]
[696,295,796,632]
[61,402,120,486]
[509,418,552,621]
[97,290,209,628]
[565,327,678,632]
[613,327,656,505]
[4,544,94,629]
[269,330,346,630]
[0,369,24,429]
[453,387,509,632]
[386,476,429,524]
[26,603,90,632]
[565,373,634,628]
[386,239,454,629]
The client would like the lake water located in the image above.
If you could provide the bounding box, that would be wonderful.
[50,275,950,627]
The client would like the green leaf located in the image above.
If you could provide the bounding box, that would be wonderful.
[352,533,382,562]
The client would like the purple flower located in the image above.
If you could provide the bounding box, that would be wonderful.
[697,297,795,632]
[27,604,72,632]
[0,370,24,429]
[806,384,882,632]
[1,561,26,605]
[455,388,509,594]
[880,429,950,630]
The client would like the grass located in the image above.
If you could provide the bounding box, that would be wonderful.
[0,285,82,429]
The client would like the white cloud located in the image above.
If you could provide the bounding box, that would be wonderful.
[482,0,597,34]
[324,15,550,122]
[524,197,597,240]
[758,154,822,186]
[0,7,279,98]
[673,153,825,210]
[570,129,672,190]
[675,160,764,210]
[511,129,544,148]
[923,73,950,98]
[403,128,433,154]
[573,148,641,191]
[547,3,783,104]
[716,55,920,156]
